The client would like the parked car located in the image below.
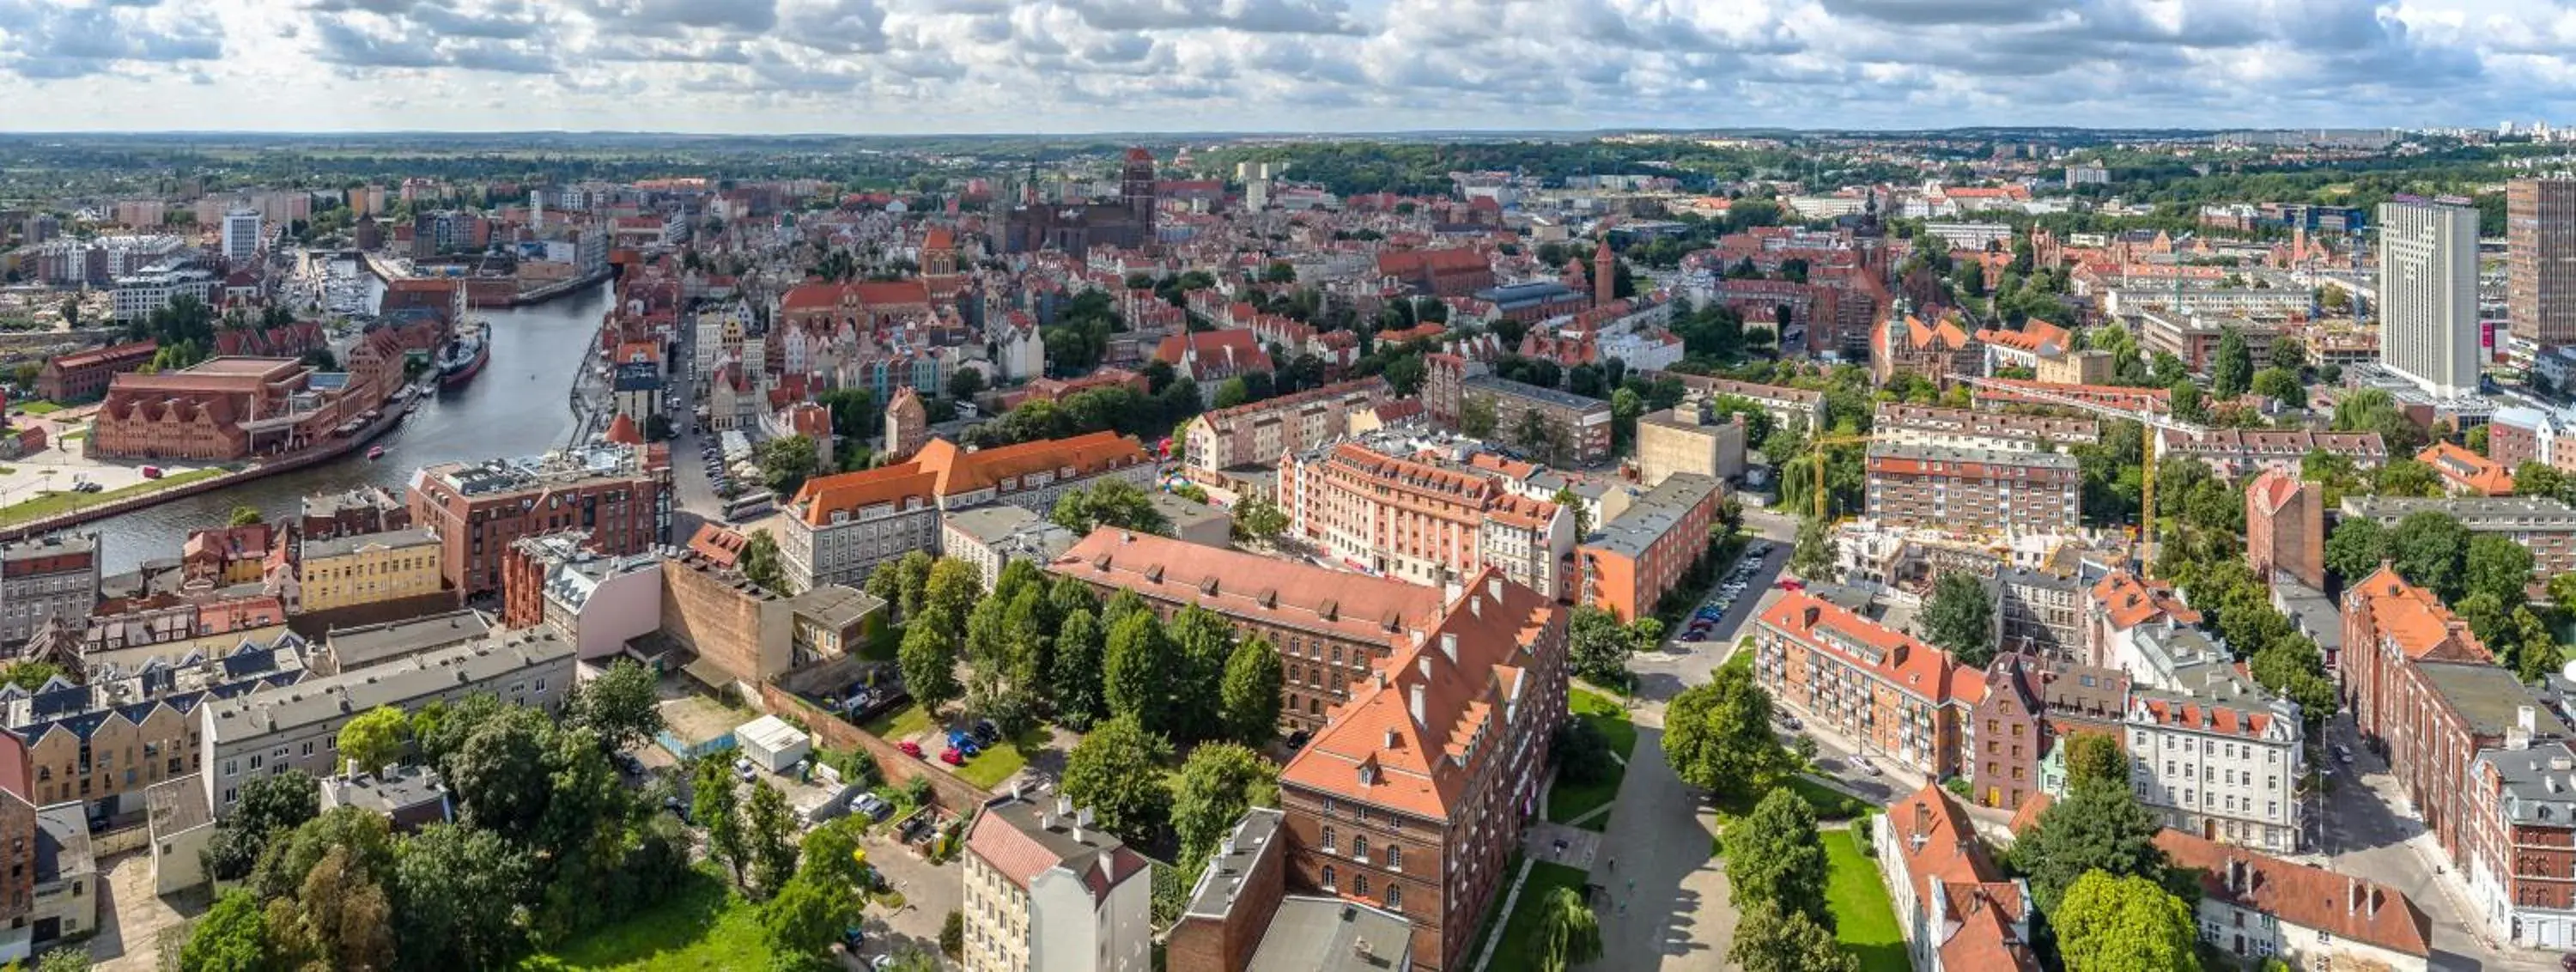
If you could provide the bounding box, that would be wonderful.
[897,739,924,759]
[970,720,1000,746]
[841,926,866,951]
[1852,756,1879,776]
[855,793,895,822]
[939,748,965,766]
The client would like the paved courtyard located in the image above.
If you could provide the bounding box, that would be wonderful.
[1587,710,1733,971]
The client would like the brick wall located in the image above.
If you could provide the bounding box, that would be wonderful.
[756,682,987,814]
[1164,825,1286,972]
[661,560,772,684]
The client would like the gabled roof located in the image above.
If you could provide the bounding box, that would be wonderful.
[1277,568,1563,820]
[2088,571,2202,630]
[2157,829,2432,959]
[1758,592,1987,708]
[2344,566,2490,665]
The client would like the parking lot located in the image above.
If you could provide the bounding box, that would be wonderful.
[1676,538,1781,644]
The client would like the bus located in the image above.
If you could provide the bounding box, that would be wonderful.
[723,489,776,522]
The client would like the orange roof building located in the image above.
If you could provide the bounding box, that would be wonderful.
[1276,440,1572,599]
[2419,440,2517,495]
[1874,785,2039,972]
[2081,570,2200,666]
[781,432,1153,592]
[2157,829,2433,968]
[1753,591,1986,778]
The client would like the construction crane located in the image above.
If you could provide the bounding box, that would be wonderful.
[1808,434,1877,522]
[1945,374,2208,576]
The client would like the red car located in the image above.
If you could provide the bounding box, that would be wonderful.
[1777,579,1804,592]
[897,739,924,759]
[940,748,966,766]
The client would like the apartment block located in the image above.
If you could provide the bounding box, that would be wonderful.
[1046,530,1448,732]
[1872,403,2098,453]
[1662,374,1828,432]
[0,635,308,818]
[2158,428,2386,480]
[1874,785,2040,972]
[2125,667,2305,852]
[961,793,1153,972]
[2158,829,2433,971]
[295,529,444,614]
[2340,495,2576,588]
[0,537,97,647]
[1278,439,1572,599]
[1457,375,1613,466]
[1970,653,2128,811]
[199,630,574,816]
[941,506,1079,592]
[1864,443,2081,536]
[1753,592,1985,779]
[1633,407,1747,489]
[1275,569,1568,972]
[1577,474,1720,622]
[1182,378,1388,473]
[408,447,667,596]
[782,432,1152,592]
[2507,178,2576,347]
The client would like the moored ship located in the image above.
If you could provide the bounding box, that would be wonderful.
[438,321,491,392]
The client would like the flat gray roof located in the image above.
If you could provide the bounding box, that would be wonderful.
[786,584,885,629]
[1585,474,1720,558]
[327,610,492,672]
[1868,441,2079,469]
[1461,374,1611,414]
[2342,495,2576,526]
[2422,661,2573,738]
[1247,896,1413,972]
[301,528,439,562]
[1185,807,1283,920]
[205,630,573,744]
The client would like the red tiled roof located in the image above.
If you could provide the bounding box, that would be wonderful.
[2346,567,2490,664]
[1758,592,1986,707]
[2417,440,2515,495]
[2157,829,2433,959]
[2088,571,2202,630]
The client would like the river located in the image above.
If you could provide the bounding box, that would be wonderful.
[86,266,613,574]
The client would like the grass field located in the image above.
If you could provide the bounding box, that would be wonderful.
[860,701,933,742]
[956,727,1046,789]
[1788,776,1871,822]
[1483,860,1593,972]
[0,467,224,527]
[1546,688,1637,829]
[1823,826,1906,972]
[14,401,62,416]
[531,868,773,971]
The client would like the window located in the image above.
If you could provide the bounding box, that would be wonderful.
[1321,826,1337,854]
[1354,873,1370,897]
[1387,884,1403,911]
[1387,844,1402,871]
[1321,865,1337,890]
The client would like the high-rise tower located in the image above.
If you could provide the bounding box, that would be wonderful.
[2377,197,2482,398]
[2508,177,2576,345]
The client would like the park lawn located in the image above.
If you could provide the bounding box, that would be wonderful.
[955,727,1045,790]
[0,467,224,527]
[1485,860,1592,972]
[14,401,61,416]
[1546,688,1637,829]
[1823,826,1907,972]
[1788,776,1870,822]
[860,701,933,742]
[532,867,774,972]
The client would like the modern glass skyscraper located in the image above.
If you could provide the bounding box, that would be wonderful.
[2508,177,2576,346]
[2377,198,2482,397]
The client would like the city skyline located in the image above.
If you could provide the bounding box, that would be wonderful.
[2,0,2575,134]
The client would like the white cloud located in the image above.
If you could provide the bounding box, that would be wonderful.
[0,0,2569,131]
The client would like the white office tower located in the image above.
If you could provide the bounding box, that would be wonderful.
[221,208,263,264]
[2377,197,2482,397]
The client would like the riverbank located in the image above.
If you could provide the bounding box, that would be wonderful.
[359,252,611,308]
[0,390,421,542]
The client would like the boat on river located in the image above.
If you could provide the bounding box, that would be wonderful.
[438,321,491,392]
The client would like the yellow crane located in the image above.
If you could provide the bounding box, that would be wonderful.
[1808,433,1877,522]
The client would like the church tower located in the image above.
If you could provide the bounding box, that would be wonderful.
[1121,148,1158,235]
[1593,238,1616,307]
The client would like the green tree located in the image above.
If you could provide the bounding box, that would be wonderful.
[1918,571,1996,667]
[1212,377,1250,409]
[1170,742,1279,872]
[337,705,408,777]
[393,823,532,971]
[761,872,860,965]
[2007,779,2168,914]
[1663,664,1795,801]
[2372,459,2444,497]
[1530,886,1604,972]
[1051,479,1173,538]
[920,557,985,637]
[443,707,552,841]
[898,623,963,716]
[1059,715,1175,844]
[758,434,822,496]
[252,806,397,902]
[947,368,986,403]
[1219,637,1285,746]
[2063,732,2130,791]
[181,890,277,972]
[1103,611,1176,732]
[2324,517,2386,584]
[1461,393,1498,437]
[745,780,801,896]
[201,769,320,883]
[1232,495,1290,543]
[0,660,63,691]
[1050,608,1109,731]
[1728,901,1859,972]
[693,756,748,888]
[283,845,398,972]
[228,504,264,526]
[2251,367,2304,408]
[1722,789,1832,925]
[739,530,787,593]
[2464,535,2537,605]
[1788,516,1836,581]
[1565,606,1635,685]
[2210,327,2253,398]
[569,659,665,754]
[2386,510,2473,600]
[2054,871,2200,972]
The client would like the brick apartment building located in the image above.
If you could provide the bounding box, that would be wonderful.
[781,432,1153,592]
[1182,378,1389,474]
[1864,443,2081,536]
[2342,566,2576,947]
[1576,473,1720,621]
[1873,403,2099,453]
[407,447,667,597]
[2245,469,2324,590]
[1376,248,1494,298]
[0,537,98,646]
[2160,428,2387,480]
[1277,440,1573,599]
[35,340,155,403]
[1753,591,1985,779]
[1046,530,1448,733]
[1273,568,1567,972]
[1969,653,2127,811]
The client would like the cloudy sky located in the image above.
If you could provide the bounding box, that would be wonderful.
[2,0,2574,134]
